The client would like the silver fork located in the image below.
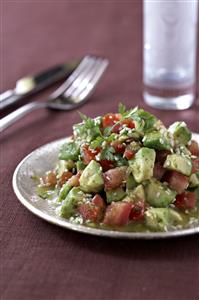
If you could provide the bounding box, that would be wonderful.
[0,55,108,132]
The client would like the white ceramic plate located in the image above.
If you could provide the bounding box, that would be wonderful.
[13,133,199,239]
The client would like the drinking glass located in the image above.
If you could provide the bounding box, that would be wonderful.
[143,0,198,110]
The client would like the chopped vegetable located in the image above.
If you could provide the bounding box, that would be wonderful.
[35,105,199,232]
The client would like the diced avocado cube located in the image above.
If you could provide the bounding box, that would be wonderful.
[142,131,171,150]
[79,160,104,193]
[76,160,86,171]
[106,187,126,203]
[177,145,191,156]
[57,183,72,203]
[127,184,145,202]
[189,172,199,188]
[163,154,192,176]
[59,141,80,161]
[129,147,156,183]
[126,174,137,190]
[60,187,86,218]
[169,121,191,145]
[36,185,55,199]
[145,179,176,207]
[56,160,75,177]
[145,208,182,231]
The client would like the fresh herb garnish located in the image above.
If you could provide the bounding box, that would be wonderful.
[100,146,115,161]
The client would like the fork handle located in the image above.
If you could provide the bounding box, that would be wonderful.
[0,101,46,132]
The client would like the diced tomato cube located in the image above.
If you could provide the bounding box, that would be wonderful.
[124,148,134,160]
[111,123,121,134]
[78,203,103,222]
[153,162,166,180]
[58,171,73,186]
[100,159,115,171]
[188,140,199,156]
[156,150,171,163]
[68,171,82,187]
[192,157,199,174]
[122,118,135,129]
[164,171,189,194]
[43,171,57,187]
[174,192,197,210]
[92,194,105,209]
[103,167,127,190]
[82,144,100,165]
[103,202,132,226]
[102,113,121,128]
[111,141,125,154]
[129,200,145,221]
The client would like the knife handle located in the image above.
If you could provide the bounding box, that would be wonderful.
[0,90,21,110]
[0,60,79,110]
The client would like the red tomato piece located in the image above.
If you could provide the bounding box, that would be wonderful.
[122,118,135,129]
[91,194,105,209]
[58,171,73,186]
[103,167,127,190]
[82,144,100,165]
[188,140,199,156]
[103,202,132,226]
[156,150,171,163]
[192,157,199,174]
[111,141,125,154]
[68,171,82,187]
[43,171,57,187]
[153,162,166,180]
[124,148,134,160]
[129,200,145,221]
[102,113,121,128]
[164,171,189,194]
[100,159,115,171]
[174,192,197,210]
[78,203,102,222]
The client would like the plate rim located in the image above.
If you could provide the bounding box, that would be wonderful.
[12,133,199,239]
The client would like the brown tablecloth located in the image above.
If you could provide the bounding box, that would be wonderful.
[1,2,199,300]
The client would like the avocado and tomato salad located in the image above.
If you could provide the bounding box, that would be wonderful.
[36,105,199,232]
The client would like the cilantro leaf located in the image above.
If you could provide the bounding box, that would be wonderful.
[100,146,115,161]
[90,136,104,149]
[59,142,80,160]
[118,103,126,115]
[74,112,102,143]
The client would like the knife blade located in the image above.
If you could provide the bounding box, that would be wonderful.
[0,59,80,110]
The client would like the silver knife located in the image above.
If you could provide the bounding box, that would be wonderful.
[0,59,80,110]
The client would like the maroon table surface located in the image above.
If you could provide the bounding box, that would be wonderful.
[1,2,199,300]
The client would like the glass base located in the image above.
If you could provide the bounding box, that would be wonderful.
[143,92,195,110]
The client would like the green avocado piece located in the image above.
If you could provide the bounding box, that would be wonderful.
[163,154,192,176]
[169,121,191,145]
[142,131,171,150]
[36,185,55,200]
[129,147,156,183]
[145,208,183,231]
[106,187,126,203]
[79,160,104,193]
[127,184,145,202]
[59,141,80,161]
[57,183,72,203]
[189,172,199,188]
[60,187,87,218]
[76,160,86,171]
[126,174,137,190]
[145,179,176,207]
